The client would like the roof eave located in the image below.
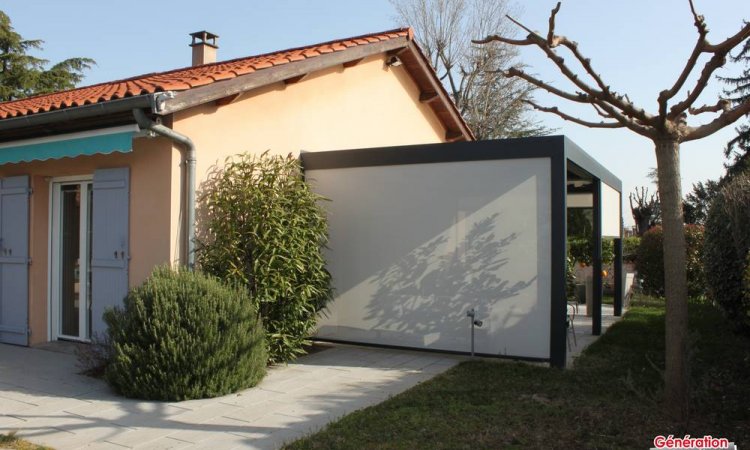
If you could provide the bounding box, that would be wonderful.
[0,31,474,144]
[399,41,474,142]
[158,36,413,116]
[0,94,156,135]
[157,35,474,142]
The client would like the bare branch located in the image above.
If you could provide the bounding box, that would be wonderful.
[659,0,708,109]
[688,99,731,115]
[591,102,613,119]
[668,21,750,119]
[540,4,612,98]
[669,52,728,119]
[523,100,624,129]
[506,14,536,36]
[472,34,533,47]
[704,22,750,53]
[591,98,658,138]
[547,2,561,45]
[688,0,702,26]
[503,66,590,103]
[500,66,652,137]
[499,67,652,138]
[476,4,653,125]
[684,101,750,141]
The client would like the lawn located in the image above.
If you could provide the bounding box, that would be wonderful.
[286,296,750,449]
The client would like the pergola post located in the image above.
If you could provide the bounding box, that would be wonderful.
[614,237,623,317]
[592,178,602,335]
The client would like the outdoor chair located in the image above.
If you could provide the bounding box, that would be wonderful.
[566,302,578,351]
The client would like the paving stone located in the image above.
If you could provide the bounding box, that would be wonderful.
[133,436,193,449]
[16,396,93,416]
[76,441,130,449]
[0,342,462,449]
[219,400,288,424]
[0,397,36,415]
[165,414,261,444]
[170,401,244,424]
[185,433,254,450]
[33,424,133,450]
[103,425,180,448]
[217,388,284,408]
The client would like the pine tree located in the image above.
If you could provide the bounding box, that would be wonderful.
[0,11,94,101]
[723,36,750,178]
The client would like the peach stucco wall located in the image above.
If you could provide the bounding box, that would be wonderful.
[169,54,447,262]
[0,138,172,344]
[3,51,448,344]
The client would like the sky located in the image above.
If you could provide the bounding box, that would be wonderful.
[2,0,749,226]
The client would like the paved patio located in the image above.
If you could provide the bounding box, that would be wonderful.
[0,343,460,450]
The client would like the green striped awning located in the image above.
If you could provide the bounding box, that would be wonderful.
[0,125,138,165]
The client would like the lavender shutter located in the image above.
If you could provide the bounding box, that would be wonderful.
[0,176,30,346]
[91,168,129,337]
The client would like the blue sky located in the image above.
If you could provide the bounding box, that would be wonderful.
[3,1,748,225]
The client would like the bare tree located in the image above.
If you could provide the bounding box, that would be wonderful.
[475,2,750,420]
[629,187,660,236]
[391,0,549,139]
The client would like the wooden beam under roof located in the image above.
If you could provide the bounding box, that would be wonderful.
[446,130,464,142]
[420,91,439,103]
[215,93,241,106]
[342,58,365,68]
[283,74,308,85]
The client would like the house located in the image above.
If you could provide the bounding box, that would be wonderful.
[0,28,472,347]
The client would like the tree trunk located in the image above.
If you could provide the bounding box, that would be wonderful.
[654,138,689,422]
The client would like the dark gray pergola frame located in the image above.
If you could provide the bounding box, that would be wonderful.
[566,141,624,338]
[302,135,623,368]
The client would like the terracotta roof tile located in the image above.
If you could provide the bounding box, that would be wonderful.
[0,28,411,120]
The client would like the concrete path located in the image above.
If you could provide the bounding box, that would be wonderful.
[0,343,460,450]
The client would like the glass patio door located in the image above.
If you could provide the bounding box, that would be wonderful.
[51,179,93,341]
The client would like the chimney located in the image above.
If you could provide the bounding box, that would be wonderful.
[189,31,219,66]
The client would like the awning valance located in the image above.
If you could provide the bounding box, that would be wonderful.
[0,125,138,165]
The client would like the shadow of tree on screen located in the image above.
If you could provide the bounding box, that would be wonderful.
[364,213,536,350]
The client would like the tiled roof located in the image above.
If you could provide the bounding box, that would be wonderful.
[0,29,412,120]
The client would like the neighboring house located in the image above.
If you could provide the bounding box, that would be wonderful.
[0,28,472,347]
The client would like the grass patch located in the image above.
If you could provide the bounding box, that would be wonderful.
[0,432,53,450]
[286,295,750,449]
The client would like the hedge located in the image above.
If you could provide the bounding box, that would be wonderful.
[636,225,706,298]
[704,173,750,332]
[198,152,333,363]
[104,267,267,401]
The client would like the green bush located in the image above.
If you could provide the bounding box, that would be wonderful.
[104,267,266,401]
[623,236,640,263]
[566,256,576,301]
[636,225,706,298]
[704,173,750,332]
[568,237,614,266]
[198,152,332,363]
